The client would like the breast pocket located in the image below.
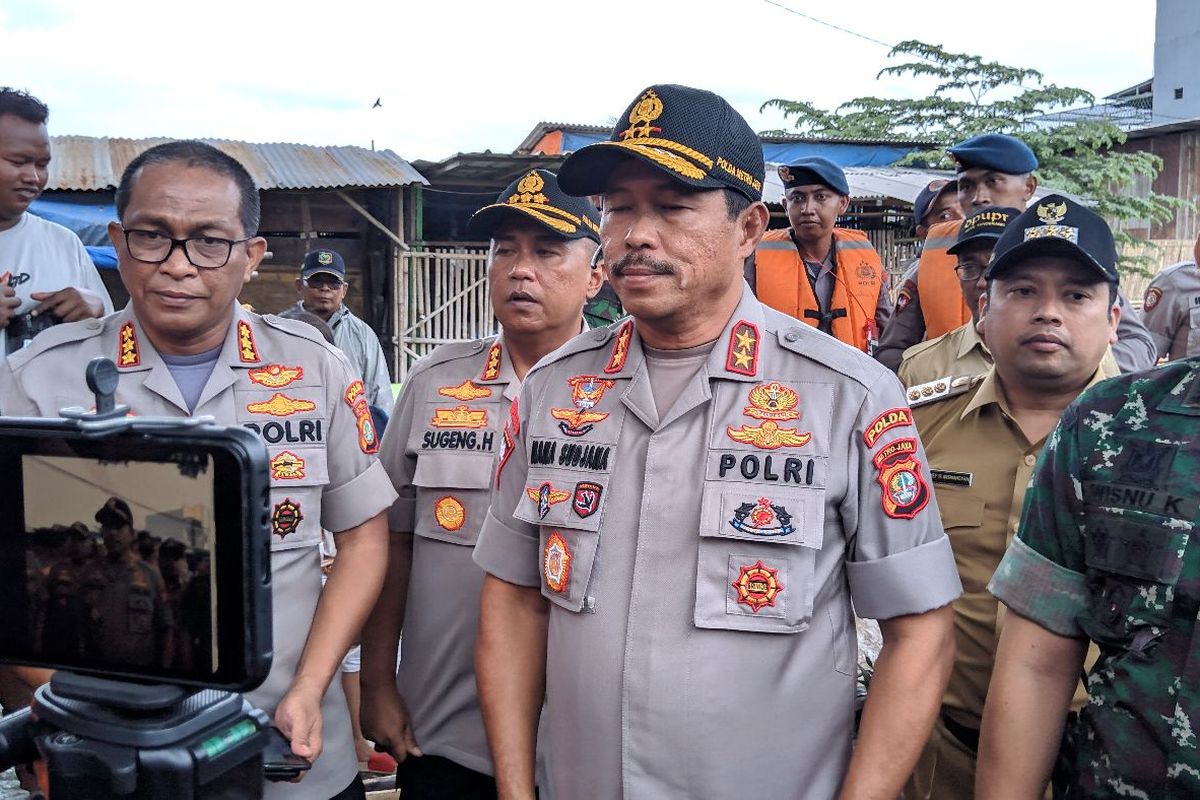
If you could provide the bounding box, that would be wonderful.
[1188,307,1200,354]
[694,482,825,634]
[412,452,494,546]
[1080,511,1189,648]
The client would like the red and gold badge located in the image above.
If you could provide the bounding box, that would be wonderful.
[117,322,140,367]
[434,496,466,531]
[237,320,259,363]
[343,379,379,454]
[249,364,304,388]
[742,382,800,421]
[726,420,812,450]
[604,321,633,374]
[1144,286,1162,311]
[873,438,930,520]
[863,408,913,448]
[430,405,489,429]
[271,498,303,538]
[732,560,783,613]
[438,379,493,401]
[270,450,306,480]
[726,320,759,376]
[496,398,519,488]
[542,532,572,593]
[247,393,317,417]
[481,342,502,381]
[550,375,616,437]
[526,481,570,519]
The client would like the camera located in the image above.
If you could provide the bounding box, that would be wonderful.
[5,310,62,356]
[0,358,297,798]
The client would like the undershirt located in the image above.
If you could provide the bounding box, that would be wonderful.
[643,341,716,418]
[161,347,222,413]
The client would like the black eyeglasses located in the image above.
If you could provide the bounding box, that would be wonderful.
[122,228,251,269]
[954,263,986,282]
[302,276,347,290]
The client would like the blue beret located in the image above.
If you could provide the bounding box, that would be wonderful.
[948,134,1038,174]
[777,156,849,196]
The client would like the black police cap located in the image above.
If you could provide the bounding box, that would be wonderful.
[947,206,1021,255]
[468,169,600,242]
[557,84,765,201]
[301,249,347,281]
[95,496,133,529]
[986,194,1119,284]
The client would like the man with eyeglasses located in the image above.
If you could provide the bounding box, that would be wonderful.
[0,140,397,800]
[0,87,111,356]
[285,249,392,410]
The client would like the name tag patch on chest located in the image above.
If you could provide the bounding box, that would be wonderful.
[244,419,323,443]
[931,469,973,488]
[422,429,495,452]
[1083,482,1199,520]
[530,439,612,471]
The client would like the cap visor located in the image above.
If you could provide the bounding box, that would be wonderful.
[946,232,1002,256]
[558,141,723,198]
[467,204,594,241]
[302,267,345,280]
[986,237,1115,283]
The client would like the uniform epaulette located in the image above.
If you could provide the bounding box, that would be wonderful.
[408,337,498,380]
[773,318,888,390]
[259,313,347,361]
[540,323,618,364]
[899,334,941,361]
[906,374,979,407]
[7,316,108,370]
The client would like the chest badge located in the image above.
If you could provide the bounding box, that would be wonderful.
[726,420,812,450]
[543,532,572,593]
[271,498,303,538]
[430,405,489,429]
[249,364,304,389]
[572,481,603,518]
[270,451,306,480]
[527,481,571,519]
[730,497,795,537]
[550,375,617,437]
[434,496,467,532]
[743,382,800,421]
[247,393,317,417]
[732,560,783,612]
[438,380,493,401]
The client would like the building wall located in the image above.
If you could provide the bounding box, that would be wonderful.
[1154,0,1200,122]
[1117,128,1200,243]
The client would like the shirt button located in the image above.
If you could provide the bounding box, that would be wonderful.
[784,331,801,342]
[1024,455,1036,467]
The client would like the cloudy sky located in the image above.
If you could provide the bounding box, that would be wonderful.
[0,0,1156,163]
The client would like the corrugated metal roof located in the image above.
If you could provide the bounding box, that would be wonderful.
[46,136,428,191]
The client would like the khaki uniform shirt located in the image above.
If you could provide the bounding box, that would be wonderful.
[912,367,1105,726]
[899,322,1120,389]
[378,334,519,776]
[1142,260,1200,361]
[0,304,397,799]
[474,285,962,800]
[79,556,172,669]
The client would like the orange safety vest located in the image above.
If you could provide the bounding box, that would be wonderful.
[916,219,972,339]
[755,227,884,352]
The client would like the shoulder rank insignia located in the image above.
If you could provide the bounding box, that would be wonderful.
[117,322,140,367]
[249,364,304,388]
[434,496,466,531]
[604,321,633,374]
[726,420,812,450]
[344,379,380,454]
[873,438,930,520]
[270,450,306,480]
[431,404,489,429]
[543,532,572,593]
[247,393,317,417]
[438,379,493,401]
[481,342,502,381]
[527,481,570,519]
[726,320,759,376]
[732,560,783,612]
[271,498,303,538]
[906,375,976,408]
[237,320,259,363]
[743,382,800,421]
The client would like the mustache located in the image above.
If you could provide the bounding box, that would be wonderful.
[609,253,677,277]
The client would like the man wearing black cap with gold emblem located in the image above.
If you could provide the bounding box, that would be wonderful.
[904,195,1121,798]
[754,156,890,353]
[472,84,960,800]
[361,168,601,799]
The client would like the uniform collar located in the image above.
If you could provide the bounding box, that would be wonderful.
[955,320,990,361]
[1157,359,1200,415]
[962,364,1108,421]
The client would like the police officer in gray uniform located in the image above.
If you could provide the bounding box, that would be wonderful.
[1141,232,1200,361]
[472,84,961,800]
[361,169,601,798]
[0,141,396,800]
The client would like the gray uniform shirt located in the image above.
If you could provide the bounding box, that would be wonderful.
[0,304,397,799]
[378,335,519,775]
[292,301,392,408]
[1142,260,1200,360]
[474,285,962,800]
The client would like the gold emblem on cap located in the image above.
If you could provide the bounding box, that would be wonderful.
[1036,201,1067,225]
[620,89,664,140]
[777,166,793,183]
[509,171,548,205]
[317,251,333,265]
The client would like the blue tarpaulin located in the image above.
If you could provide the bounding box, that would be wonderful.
[28,196,119,270]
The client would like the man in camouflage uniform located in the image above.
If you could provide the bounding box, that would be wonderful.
[977,281,1200,794]
[361,169,601,799]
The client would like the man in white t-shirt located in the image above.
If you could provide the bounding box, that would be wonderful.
[0,87,111,355]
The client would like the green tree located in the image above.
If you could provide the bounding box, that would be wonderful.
[762,40,1190,275]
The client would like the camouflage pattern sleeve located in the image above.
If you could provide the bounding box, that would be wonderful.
[988,403,1090,637]
[583,282,624,329]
